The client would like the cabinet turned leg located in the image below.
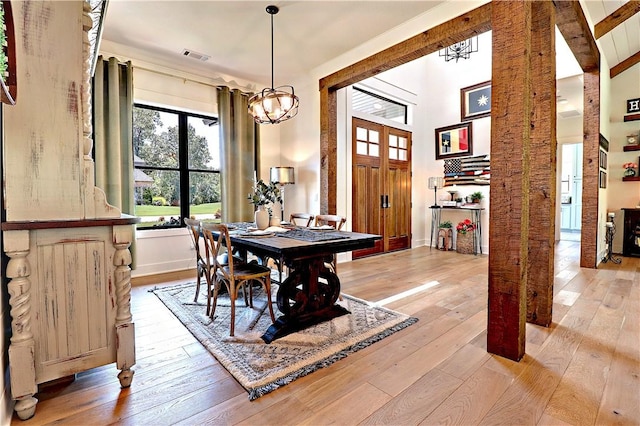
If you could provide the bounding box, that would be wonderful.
[14,396,38,421]
[117,368,134,388]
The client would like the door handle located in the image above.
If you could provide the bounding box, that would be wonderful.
[385,195,390,208]
[381,195,385,209]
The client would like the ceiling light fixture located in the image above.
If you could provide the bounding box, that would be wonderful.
[248,5,299,124]
[439,36,478,62]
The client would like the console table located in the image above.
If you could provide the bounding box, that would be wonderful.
[622,208,640,257]
[429,205,484,255]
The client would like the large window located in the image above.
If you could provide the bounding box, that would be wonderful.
[133,104,220,229]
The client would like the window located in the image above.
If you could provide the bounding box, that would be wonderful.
[133,104,220,229]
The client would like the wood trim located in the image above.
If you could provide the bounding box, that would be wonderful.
[611,51,640,78]
[1,215,140,230]
[131,269,196,287]
[594,0,640,39]
[554,0,600,72]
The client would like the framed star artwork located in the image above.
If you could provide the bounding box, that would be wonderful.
[435,122,473,160]
[461,81,491,121]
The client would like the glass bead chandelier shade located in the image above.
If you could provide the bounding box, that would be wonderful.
[439,36,478,62]
[249,5,299,124]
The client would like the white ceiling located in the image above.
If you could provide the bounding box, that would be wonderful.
[101,1,639,113]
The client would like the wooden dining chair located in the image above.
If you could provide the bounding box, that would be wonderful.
[289,213,314,227]
[314,214,347,276]
[314,214,346,231]
[184,218,210,310]
[201,223,276,336]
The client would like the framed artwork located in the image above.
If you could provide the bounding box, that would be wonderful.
[599,171,607,189]
[435,122,473,160]
[461,81,491,121]
[599,149,607,170]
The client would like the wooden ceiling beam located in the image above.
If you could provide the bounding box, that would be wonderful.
[594,0,640,39]
[554,0,599,72]
[611,49,640,78]
[319,3,492,92]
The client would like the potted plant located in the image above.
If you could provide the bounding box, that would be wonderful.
[248,179,282,229]
[455,219,476,254]
[469,191,484,204]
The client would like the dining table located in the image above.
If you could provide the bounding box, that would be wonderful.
[226,224,382,343]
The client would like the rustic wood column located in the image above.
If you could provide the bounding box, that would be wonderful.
[320,86,337,215]
[580,71,600,268]
[526,1,556,327]
[487,0,532,361]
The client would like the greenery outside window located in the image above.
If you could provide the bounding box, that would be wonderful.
[133,104,221,229]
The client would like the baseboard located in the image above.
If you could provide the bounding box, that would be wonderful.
[131,269,196,287]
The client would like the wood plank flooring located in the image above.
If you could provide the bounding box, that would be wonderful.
[11,242,640,425]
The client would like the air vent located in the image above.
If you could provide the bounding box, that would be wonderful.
[181,49,210,62]
[558,110,581,119]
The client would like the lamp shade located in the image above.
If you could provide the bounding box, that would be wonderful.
[270,166,295,185]
[428,177,444,189]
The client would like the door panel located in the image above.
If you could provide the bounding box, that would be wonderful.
[352,118,411,259]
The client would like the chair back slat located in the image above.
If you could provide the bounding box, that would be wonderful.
[290,213,314,227]
[201,222,234,278]
[314,214,346,230]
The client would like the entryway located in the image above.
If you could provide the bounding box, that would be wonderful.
[351,117,411,258]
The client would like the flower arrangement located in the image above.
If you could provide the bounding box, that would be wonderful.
[623,162,637,170]
[247,179,282,209]
[456,219,475,234]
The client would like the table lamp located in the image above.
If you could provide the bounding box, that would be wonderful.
[428,177,444,207]
[270,166,295,222]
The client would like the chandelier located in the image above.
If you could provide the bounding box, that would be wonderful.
[439,36,478,62]
[248,5,299,124]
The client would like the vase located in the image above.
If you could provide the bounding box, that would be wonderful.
[624,168,636,177]
[270,215,281,227]
[254,207,269,230]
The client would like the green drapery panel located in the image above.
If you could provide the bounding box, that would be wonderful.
[217,86,260,223]
[93,56,136,267]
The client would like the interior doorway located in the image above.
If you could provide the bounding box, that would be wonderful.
[560,142,583,242]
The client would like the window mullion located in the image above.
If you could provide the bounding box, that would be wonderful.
[178,113,189,221]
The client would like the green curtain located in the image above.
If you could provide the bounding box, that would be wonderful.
[93,56,136,267]
[217,86,259,223]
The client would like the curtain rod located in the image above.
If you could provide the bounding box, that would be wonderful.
[133,64,256,93]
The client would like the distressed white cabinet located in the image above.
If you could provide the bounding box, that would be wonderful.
[2,1,138,420]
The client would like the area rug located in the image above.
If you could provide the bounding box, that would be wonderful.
[153,282,418,400]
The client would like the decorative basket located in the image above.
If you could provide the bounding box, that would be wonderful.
[456,231,474,254]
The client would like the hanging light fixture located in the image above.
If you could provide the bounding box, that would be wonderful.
[248,5,299,124]
[439,36,478,62]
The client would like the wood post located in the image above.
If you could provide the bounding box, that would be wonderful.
[487,0,532,361]
[526,1,556,327]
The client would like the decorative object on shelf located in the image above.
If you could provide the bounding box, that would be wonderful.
[455,197,463,207]
[248,5,299,124]
[439,36,478,62]
[443,153,490,187]
[627,133,638,145]
[627,98,640,114]
[270,166,295,222]
[623,162,638,177]
[435,122,473,160]
[461,81,491,121]
[248,178,282,229]
[427,176,444,207]
[469,191,484,204]
[455,219,475,254]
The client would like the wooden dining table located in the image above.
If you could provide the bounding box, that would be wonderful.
[227,225,381,343]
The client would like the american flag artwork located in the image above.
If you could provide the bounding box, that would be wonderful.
[443,154,490,186]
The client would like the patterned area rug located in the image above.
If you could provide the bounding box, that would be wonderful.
[153,282,418,400]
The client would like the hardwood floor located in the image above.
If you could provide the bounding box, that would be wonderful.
[12,242,639,425]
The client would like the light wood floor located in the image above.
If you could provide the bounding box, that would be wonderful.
[12,242,639,425]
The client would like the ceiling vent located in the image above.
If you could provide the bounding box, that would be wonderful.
[181,49,209,62]
[558,110,581,119]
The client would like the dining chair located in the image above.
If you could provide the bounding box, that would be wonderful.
[201,223,276,336]
[184,218,210,310]
[314,214,347,276]
[314,214,347,231]
[289,212,314,227]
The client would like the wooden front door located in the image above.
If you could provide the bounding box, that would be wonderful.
[352,118,411,258]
